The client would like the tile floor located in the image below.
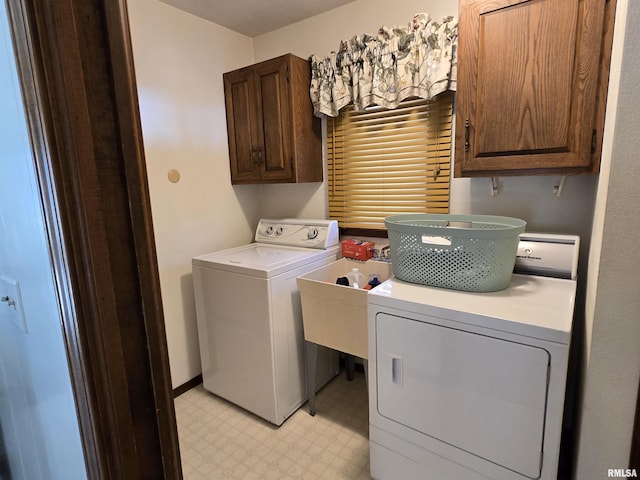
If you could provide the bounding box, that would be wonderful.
[175,370,371,480]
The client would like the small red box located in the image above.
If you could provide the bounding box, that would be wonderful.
[341,239,375,261]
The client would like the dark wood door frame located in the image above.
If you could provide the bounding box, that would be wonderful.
[5,0,182,478]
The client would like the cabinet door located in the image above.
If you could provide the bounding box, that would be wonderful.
[224,67,261,182]
[455,0,608,176]
[254,56,294,182]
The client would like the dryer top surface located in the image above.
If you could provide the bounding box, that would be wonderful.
[368,274,576,343]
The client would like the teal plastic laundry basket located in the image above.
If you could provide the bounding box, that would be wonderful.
[385,214,526,292]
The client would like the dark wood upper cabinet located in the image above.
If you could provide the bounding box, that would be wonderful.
[223,54,322,184]
[455,0,616,177]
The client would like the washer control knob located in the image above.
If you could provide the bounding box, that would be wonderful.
[265,225,274,235]
[308,227,319,240]
[275,226,284,236]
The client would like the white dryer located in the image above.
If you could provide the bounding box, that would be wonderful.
[192,219,340,426]
[367,233,579,480]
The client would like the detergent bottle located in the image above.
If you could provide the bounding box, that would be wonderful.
[345,268,366,289]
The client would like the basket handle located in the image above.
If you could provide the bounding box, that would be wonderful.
[421,235,452,247]
[419,221,473,246]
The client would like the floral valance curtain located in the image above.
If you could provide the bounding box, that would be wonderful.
[309,13,458,117]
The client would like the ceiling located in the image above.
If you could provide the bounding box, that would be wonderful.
[159,0,356,37]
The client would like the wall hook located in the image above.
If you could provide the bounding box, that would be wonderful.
[491,177,499,197]
[1,295,15,308]
[553,175,568,197]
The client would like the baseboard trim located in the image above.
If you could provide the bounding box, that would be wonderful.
[173,374,202,398]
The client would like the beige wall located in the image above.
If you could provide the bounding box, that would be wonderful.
[128,0,261,387]
[253,0,454,62]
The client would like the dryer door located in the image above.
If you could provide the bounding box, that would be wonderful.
[375,312,550,478]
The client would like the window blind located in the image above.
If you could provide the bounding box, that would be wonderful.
[327,92,453,230]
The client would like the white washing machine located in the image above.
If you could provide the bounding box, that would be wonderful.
[192,219,340,426]
[367,233,579,480]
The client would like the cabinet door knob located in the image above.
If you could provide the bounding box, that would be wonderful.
[257,146,264,165]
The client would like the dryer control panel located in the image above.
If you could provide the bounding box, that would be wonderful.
[515,233,580,280]
[255,219,339,249]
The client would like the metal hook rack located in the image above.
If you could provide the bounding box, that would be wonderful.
[491,177,499,197]
[553,175,568,197]
[489,176,568,197]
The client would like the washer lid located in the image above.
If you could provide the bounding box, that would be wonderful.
[368,274,576,344]
[192,243,337,278]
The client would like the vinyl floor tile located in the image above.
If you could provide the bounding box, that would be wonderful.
[175,370,370,480]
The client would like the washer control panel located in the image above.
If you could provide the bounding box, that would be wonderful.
[255,219,339,249]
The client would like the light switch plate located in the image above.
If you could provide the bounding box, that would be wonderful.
[0,275,28,333]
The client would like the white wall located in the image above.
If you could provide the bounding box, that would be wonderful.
[253,0,454,62]
[128,0,261,387]
[0,4,86,478]
[576,0,640,475]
